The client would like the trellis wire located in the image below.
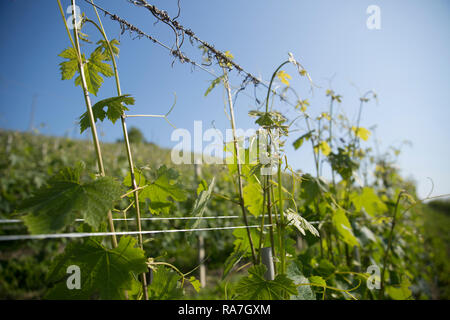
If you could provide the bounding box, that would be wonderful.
[0,224,273,242]
[0,214,281,224]
[83,0,298,108]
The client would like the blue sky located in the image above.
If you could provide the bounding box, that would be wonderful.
[0,0,449,198]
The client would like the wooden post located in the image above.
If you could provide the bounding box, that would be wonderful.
[194,163,206,288]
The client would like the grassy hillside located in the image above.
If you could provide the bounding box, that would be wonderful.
[1,130,449,299]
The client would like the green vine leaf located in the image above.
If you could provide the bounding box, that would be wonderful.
[189,276,201,293]
[20,162,123,234]
[59,46,114,96]
[58,47,79,81]
[386,277,412,300]
[234,265,297,300]
[350,187,388,217]
[309,275,327,287]
[329,147,359,181]
[293,130,314,150]
[300,174,328,205]
[96,39,120,61]
[332,209,359,247]
[287,262,316,300]
[75,47,114,95]
[79,94,135,133]
[222,242,247,280]
[148,266,184,300]
[125,166,187,215]
[243,182,264,217]
[46,236,147,300]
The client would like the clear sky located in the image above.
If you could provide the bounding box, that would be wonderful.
[0,0,449,198]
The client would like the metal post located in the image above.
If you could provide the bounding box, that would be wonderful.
[194,163,206,288]
[261,247,275,280]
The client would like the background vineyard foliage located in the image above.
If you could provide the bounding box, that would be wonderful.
[0,129,448,299]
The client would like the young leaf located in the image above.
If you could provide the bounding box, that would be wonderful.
[285,208,320,237]
[204,75,224,97]
[59,46,113,96]
[293,130,314,150]
[20,163,123,234]
[243,182,264,217]
[58,47,79,81]
[189,276,201,293]
[96,39,120,61]
[234,265,297,300]
[79,94,135,133]
[46,236,148,300]
[351,126,371,141]
[75,47,114,95]
[276,70,292,86]
[295,99,310,112]
[187,177,215,231]
[196,179,208,195]
[332,209,359,247]
[314,141,331,156]
[309,275,327,287]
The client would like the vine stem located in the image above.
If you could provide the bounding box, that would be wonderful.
[57,0,117,247]
[263,60,289,274]
[222,68,257,265]
[277,160,286,274]
[379,190,405,299]
[266,174,277,273]
[328,96,336,188]
[87,0,148,300]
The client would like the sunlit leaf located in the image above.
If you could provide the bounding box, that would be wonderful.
[79,95,135,133]
[204,75,224,97]
[293,130,314,150]
[332,209,359,247]
[350,187,388,217]
[243,182,264,217]
[314,141,331,156]
[21,162,123,234]
[277,70,292,86]
[352,126,371,141]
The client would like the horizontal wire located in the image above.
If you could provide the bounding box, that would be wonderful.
[0,215,277,224]
[0,224,273,242]
[84,0,298,108]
